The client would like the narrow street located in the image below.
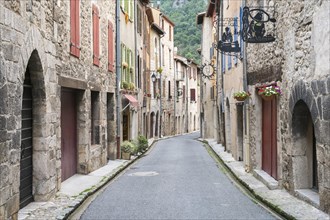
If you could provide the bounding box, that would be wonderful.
[81,133,276,219]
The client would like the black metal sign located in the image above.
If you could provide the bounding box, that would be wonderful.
[241,6,276,43]
[216,17,241,57]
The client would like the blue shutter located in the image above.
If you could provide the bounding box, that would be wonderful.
[222,54,226,73]
[234,17,238,65]
[210,46,214,60]
[240,7,244,57]
[228,54,232,70]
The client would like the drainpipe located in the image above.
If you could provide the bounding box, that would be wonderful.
[242,0,250,171]
[134,0,139,138]
[173,58,177,134]
[116,0,121,159]
[218,0,225,146]
[159,33,164,138]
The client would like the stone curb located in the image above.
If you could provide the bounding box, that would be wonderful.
[202,139,329,220]
[202,139,295,219]
[59,139,159,220]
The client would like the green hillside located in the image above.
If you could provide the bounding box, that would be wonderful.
[159,0,207,63]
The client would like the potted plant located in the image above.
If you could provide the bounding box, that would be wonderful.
[136,135,148,153]
[128,82,135,91]
[258,85,281,101]
[156,67,163,74]
[121,81,129,90]
[122,61,128,69]
[233,91,250,101]
[121,141,133,160]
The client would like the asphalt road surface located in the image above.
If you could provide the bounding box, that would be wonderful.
[81,132,276,219]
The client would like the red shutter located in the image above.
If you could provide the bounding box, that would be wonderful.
[93,5,100,66]
[70,0,80,57]
[108,21,114,72]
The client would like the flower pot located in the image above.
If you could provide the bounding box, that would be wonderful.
[121,152,131,160]
[234,96,247,101]
[260,94,275,101]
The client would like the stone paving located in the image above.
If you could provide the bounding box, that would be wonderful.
[205,139,330,220]
[17,137,330,220]
[18,159,132,220]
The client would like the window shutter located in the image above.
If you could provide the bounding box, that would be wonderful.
[222,54,226,73]
[240,7,244,57]
[190,89,195,101]
[108,21,114,72]
[228,54,232,70]
[70,0,80,57]
[93,5,100,66]
[234,17,238,65]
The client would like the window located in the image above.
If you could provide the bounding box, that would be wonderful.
[190,89,196,102]
[162,45,165,66]
[183,85,185,103]
[108,21,114,72]
[91,91,100,145]
[121,43,134,84]
[233,17,238,65]
[70,0,80,57]
[137,6,142,34]
[210,86,215,100]
[121,0,134,21]
[168,81,171,99]
[169,49,172,69]
[92,5,100,66]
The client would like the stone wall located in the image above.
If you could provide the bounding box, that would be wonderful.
[246,0,330,214]
[0,1,117,218]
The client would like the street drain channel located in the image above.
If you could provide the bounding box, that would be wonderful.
[128,171,159,176]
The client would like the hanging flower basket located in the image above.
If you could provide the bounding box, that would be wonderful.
[233,91,250,101]
[258,85,281,101]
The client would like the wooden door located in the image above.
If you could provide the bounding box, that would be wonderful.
[61,89,77,181]
[123,112,129,141]
[262,99,277,179]
[20,70,34,208]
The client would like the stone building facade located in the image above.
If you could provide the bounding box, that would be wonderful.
[245,0,330,214]
[197,8,218,139]
[0,1,116,218]
[198,0,330,215]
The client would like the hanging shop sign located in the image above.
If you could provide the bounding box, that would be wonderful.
[201,63,215,79]
[241,6,276,43]
[217,18,241,56]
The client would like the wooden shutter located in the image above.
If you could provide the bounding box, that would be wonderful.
[108,21,114,72]
[234,17,238,65]
[70,0,80,57]
[93,5,100,66]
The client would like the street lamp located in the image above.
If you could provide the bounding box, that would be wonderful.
[151,72,156,82]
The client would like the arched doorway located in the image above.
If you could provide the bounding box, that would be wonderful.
[150,112,155,138]
[292,100,318,191]
[155,112,159,137]
[20,68,34,208]
[237,104,243,161]
[20,50,46,208]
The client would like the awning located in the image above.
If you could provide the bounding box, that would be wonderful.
[124,94,139,107]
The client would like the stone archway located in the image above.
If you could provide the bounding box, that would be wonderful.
[292,100,318,190]
[19,27,58,203]
[20,50,50,208]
